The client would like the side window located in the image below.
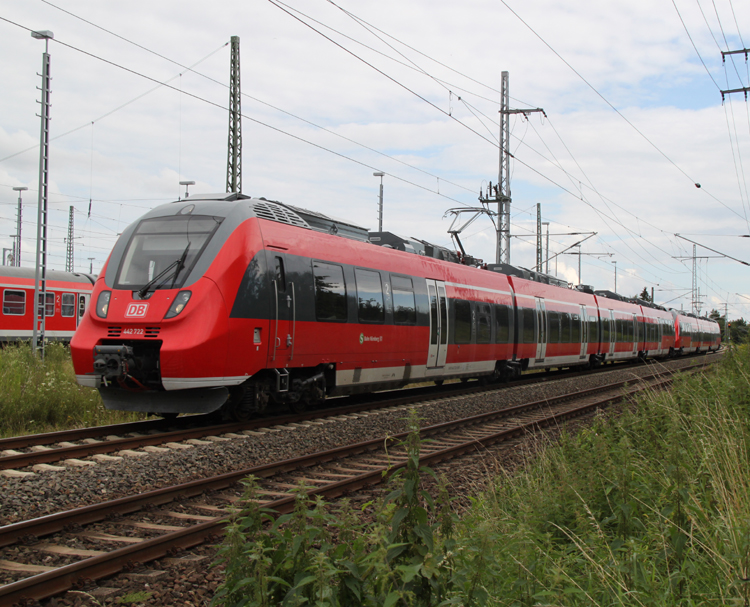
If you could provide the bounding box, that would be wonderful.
[494,304,510,343]
[522,307,536,343]
[78,295,88,318]
[313,261,347,322]
[588,316,598,343]
[61,293,75,317]
[477,304,491,344]
[571,314,581,343]
[391,276,416,325]
[548,311,560,343]
[273,257,286,292]
[601,316,610,343]
[454,300,472,344]
[3,290,25,315]
[355,268,384,323]
[560,312,571,343]
[37,292,54,317]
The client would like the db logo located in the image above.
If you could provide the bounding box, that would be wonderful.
[125,302,149,318]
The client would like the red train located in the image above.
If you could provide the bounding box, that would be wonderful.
[70,193,721,419]
[1,267,94,343]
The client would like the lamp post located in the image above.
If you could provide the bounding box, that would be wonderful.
[31,29,53,358]
[179,180,195,200]
[373,172,384,232]
[12,186,27,267]
[613,260,617,293]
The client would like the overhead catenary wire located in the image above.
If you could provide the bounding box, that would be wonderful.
[498,0,746,223]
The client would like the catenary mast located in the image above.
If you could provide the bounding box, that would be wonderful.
[226,36,242,193]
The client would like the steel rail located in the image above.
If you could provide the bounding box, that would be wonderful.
[0,367,692,605]
[0,355,675,471]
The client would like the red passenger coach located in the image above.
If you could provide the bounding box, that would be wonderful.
[1,267,95,343]
[70,193,721,420]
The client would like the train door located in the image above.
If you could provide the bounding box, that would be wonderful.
[535,298,546,361]
[268,252,295,365]
[426,280,448,368]
[609,310,616,356]
[579,305,587,359]
[77,293,90,327]
[632,313,638,355]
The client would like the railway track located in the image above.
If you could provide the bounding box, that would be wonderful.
[0,355,718,605]
[0,353,718,474]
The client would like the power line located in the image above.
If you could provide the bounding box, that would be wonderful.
[0,16,475,209]
[497,0,746,222]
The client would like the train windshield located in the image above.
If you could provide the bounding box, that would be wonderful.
[114,215,223,291]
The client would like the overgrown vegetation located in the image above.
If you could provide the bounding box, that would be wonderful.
[215,348,750,606]
[0,342,142,438]
[464,345,750,605]
[213,411,484,607]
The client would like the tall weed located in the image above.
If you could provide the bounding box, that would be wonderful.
[212,410,494,606]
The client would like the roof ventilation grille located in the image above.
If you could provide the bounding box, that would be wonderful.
[251,201,310,228]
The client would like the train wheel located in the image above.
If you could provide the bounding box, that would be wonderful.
[434,380,444,386]
[160,412,179,421]
[288,399,306,414]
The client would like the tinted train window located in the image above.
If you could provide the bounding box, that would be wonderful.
[61,293,75,317]
[521,307,536,343]
[571,314,581,343]
[548,311,560,343]
[560,312,571,343]
[601,316,610,343]
[588,316,598,343]
[392,276,416,325]
[477,304,491,344]
[3,290,25,315]
[454,300,472,344]
[313,262,347,322]
[273,257,286,292]
[494,304,511,343]
[355,269,384,323]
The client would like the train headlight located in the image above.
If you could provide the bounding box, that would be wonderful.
[96,291,111,319]
[165,290,192,319]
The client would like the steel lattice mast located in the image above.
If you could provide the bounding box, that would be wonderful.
[65,205,74,272]
[479,71,544,264]
[32,30,53,357]
[226,35,242,193]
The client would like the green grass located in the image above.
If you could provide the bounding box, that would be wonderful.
[0,342,144,438]
[461,346,750,605]
[213,347,750,606]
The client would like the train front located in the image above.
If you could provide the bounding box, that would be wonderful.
[71,193,262,416]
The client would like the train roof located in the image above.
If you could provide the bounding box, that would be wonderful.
[165,193,371,243]
[0,266,96,285]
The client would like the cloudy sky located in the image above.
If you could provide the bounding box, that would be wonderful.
[1,0,749,318]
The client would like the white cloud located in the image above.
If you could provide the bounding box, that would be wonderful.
[1,0,748,314]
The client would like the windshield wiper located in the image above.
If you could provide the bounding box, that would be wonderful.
[137,243,190,298]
